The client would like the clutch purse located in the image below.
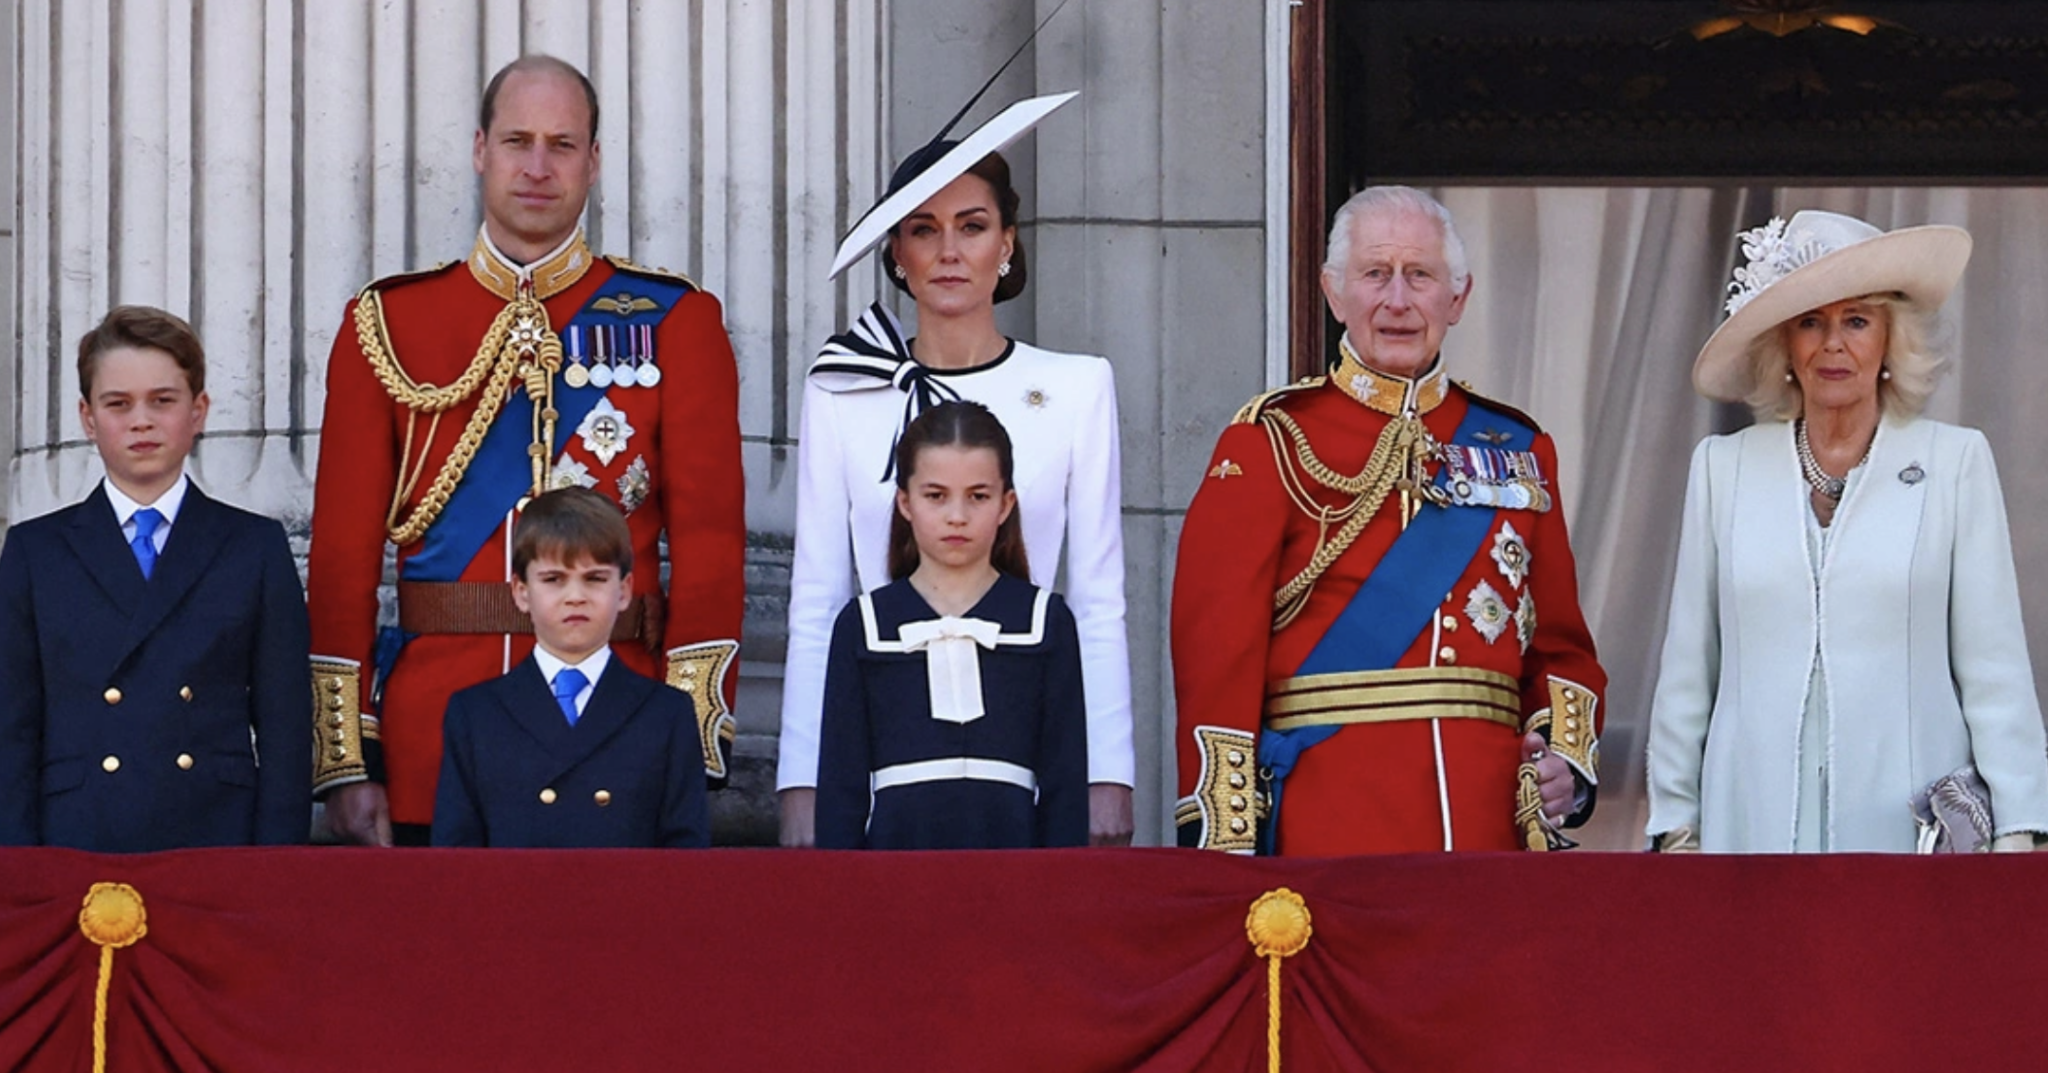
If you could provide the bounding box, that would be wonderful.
[1911,765,1994,854]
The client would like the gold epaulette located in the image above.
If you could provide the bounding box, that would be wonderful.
[1230,376,1326,425]
[1452,379,1547,436]
[355,260,460,299]
[604,254,700,292]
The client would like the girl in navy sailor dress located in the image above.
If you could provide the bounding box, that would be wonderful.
[815,402,1088,849]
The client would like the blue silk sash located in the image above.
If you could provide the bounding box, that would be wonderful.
[373,271,689,701]
[1256,398,1536,852]
[402,272,690,582]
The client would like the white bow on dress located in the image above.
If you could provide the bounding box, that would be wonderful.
[897,616,1001,724]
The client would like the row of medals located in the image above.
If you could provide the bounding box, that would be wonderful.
[562,354,661,390]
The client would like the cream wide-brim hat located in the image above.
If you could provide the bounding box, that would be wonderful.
[1692,209,1971,401]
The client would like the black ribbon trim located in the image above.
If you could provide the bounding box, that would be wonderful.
[815,303,965,482]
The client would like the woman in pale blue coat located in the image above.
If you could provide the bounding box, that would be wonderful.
[1646,210,2048,853]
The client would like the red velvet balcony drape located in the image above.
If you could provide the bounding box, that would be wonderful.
[1,848,2038,1071]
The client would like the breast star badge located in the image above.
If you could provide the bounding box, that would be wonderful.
[1515,591,1538,654]
[576,398,635,466]
[1464,580,1511,645]
[549,455,598,491]
[1492,521,1531,590]
[617,456,652,514]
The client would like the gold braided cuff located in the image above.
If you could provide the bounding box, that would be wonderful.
[1525,675,1600,784]
[666,640,739,780]
[1175,726,1262,854]
[311,656,369,792]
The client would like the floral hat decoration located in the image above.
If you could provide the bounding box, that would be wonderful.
[1692,209,1971,401]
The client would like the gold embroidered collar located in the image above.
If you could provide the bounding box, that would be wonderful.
[1331,335,1449,417]
[468,228,594,301]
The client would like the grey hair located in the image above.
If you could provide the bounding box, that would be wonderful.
[1743,292,1949,421]
[1322,185,1470,291]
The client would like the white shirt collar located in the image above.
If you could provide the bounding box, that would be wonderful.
[532,643,612,702]
[104,473,191,529]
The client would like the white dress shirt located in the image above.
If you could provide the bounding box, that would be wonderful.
[104,473,190,555]
[531,645,613,720]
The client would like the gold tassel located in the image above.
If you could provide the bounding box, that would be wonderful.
[1246,888,1313,1072]
[77,883,148,1073]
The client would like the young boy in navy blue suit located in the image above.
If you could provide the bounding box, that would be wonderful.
[431,487,709,848]
[0,306,312,851]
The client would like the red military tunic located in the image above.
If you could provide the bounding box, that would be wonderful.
[306,231,745,825]
[1173,342,1605,855]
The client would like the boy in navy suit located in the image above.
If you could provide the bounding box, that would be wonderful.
[431,488,709,848]
[0,306,312,850]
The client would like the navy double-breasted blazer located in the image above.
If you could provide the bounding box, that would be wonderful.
[430,656,709,848]
[0,482,313,850]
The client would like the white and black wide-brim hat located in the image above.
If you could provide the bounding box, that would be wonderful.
[828,92,1076,280]
[1692,209,1971,401]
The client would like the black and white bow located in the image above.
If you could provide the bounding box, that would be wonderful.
[808,302,963,482]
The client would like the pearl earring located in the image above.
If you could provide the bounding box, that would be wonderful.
[1880,367,1892,381]
[892,264,906,280]
[1784,371,1794,383]
[998,261,1012,278]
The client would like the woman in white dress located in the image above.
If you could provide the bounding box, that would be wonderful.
[777,95,1135,846]
[1646,209,2048,853]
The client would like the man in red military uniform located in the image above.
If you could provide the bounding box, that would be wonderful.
[308,55,744,845]
[1173,186,1605,855]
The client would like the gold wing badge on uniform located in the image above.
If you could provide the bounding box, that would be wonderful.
[593,293,661,317]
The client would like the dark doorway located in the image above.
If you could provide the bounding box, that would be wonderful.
[1294,0,2048,376]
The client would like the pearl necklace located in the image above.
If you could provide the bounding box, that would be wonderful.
[1794,418,1869,502]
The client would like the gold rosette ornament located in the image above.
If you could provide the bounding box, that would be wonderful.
[78,882,148,1073]
[1246,887,1313,1072]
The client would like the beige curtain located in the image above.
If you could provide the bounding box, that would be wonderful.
[1431,186,2048,850]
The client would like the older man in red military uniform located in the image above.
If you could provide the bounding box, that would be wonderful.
[308,55,744,846]
[1173,186,1605,855]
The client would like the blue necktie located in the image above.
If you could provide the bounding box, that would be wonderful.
[131,508,165,579]
[553,668,589,726]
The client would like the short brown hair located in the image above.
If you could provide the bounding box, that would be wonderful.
[77,305,206,399]
[887,401,1030,582]
[480,55,599,141]
[512,487,634,580]
[881,150,1028,304]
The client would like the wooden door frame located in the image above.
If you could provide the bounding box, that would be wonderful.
[1288,0,1329,382]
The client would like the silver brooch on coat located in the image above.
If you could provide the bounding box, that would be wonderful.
[1900,462,1925,486]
